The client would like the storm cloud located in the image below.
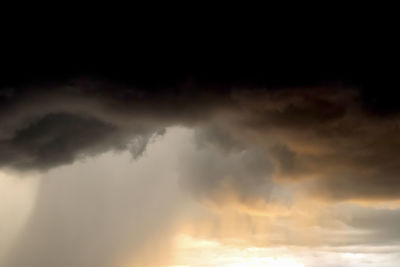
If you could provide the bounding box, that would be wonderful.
[1,82,400,203]
[2,78,400,267]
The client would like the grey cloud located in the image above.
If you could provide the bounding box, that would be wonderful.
[282,204,400,248]
[180,127,276,202]
[4,80,400,267]
[336,205,400,246]
[194,125,246,153]
[0,112,165,170]
[2,82,400,202]
[226,89,400,201]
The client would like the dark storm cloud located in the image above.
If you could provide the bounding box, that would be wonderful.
[0,113,117,169]
[0,81,229,170]
[185,88,400,201]
[234,89,400,200]
[1,81,400,201]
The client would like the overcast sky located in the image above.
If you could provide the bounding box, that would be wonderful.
[1,64,400,267]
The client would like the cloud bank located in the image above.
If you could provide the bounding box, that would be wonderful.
[2,80,400,266]
[2,82,400,201]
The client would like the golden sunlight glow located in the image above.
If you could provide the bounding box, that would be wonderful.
[173,234,304,267]
[227,257,304,267]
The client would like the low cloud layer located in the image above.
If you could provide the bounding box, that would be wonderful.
[1,82,400,203]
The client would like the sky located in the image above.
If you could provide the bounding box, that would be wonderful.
[1,49,400,266]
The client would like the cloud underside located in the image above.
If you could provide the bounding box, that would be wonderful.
[1,83,400,202]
